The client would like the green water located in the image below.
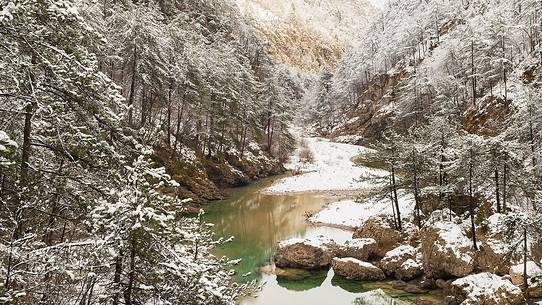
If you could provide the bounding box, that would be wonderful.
[203,176,442,305]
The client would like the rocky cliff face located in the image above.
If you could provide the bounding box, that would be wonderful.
[235,0,377,71]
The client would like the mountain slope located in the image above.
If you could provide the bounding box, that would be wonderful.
[236,0,377,71]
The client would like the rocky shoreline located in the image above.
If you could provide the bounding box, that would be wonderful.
[261,136,542,305]
[272,209,542,305]
[153,143,286,205]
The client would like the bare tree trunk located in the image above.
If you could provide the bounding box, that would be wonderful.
[124,240,136,305]
[240,125,248,158]
[174,85,187,151]
[495,168,501,213]
[412,150,421,228]
[389,174,398,230]
[112,249,123,305]
[16,100,34,239]
[268,117,275,156]
[523,226,528,289]
[503,36,508,102]
[503,152,508,212]
[469,148,478,251]
[439,134,446,211]
[127,46,137,126]
[471,40,477,107]
[140,86,146,128]
[529,104,536,167]
[166,82,173,148]
[391,162,401,230]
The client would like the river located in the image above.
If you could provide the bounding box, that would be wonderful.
[203,175,443,305]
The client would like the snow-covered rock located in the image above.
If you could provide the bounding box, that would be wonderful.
[451,272,524,305]
[352,216,403,257]
[509,261,542,286]
[476,213,521,274]
[380,245,422,280]
[274,235,338,269]
[331,257,385,281]
[337,238,378,261]
[353,289,409,305]
[421,221,475,278]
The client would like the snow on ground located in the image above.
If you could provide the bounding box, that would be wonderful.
[266,137,386,193]
[510,261,542,278]
[308,193,415,229]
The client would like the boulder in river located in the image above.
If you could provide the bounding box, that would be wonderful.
[354,288,409,305]
[331,257,385,281]
[420,221,475,278]
[337,238,378,260]
[274,235,338,269]
[380,244,423,281]
[451,272,524,305]
[352,216,403,257]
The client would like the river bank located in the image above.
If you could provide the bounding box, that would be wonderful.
[203,174,444,305]
[203,136,447,305]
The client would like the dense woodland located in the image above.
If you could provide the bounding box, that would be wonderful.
[308,0,542,282]
[3,0,542,303]
[0,0,302,304]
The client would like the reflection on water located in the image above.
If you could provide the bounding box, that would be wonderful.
[203,175,348,283]
[203,176,441,305]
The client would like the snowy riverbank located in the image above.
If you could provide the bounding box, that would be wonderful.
[309,193,416,230]
[265,137,385,193]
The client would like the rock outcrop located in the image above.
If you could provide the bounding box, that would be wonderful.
[475,242,512,275]
[451,272,524,305]
[274,235,338,269]
[475,214,518,275]
[421,221,475,278]
[352,216,403,257]
[337,238,378,261]
[380,245,423,281]
[331,257,386,281]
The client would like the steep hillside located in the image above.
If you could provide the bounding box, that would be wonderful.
[236,0,377,71]
[313,0,542,145]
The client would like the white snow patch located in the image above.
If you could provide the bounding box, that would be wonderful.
[383,245,416,262]
[309,193,415,229]
[278,235,335,250]
[343,238,376,249]
[401,258,421,269]
[266,137,386,193]
[510,261,542,277]
[333,257,377,269]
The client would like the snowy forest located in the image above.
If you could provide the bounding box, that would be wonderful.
[1,0,542,305]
